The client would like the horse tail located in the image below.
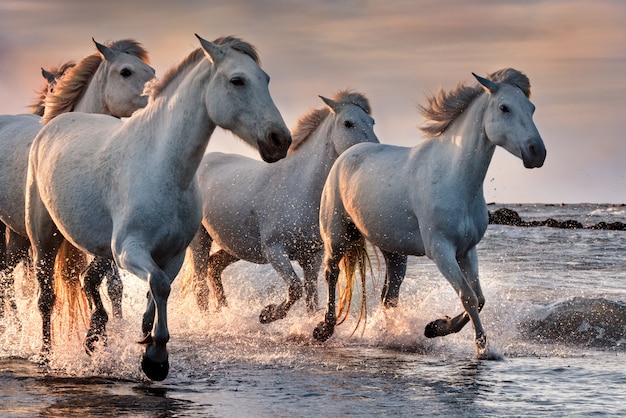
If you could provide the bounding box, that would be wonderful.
[336,236,371,335]
[52,240,90,340]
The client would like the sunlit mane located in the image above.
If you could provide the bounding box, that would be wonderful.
[290,90,371,152]
[419,68,531,138]
[146,36,259,99]
[42,39,150,123]
[29,61,76,116]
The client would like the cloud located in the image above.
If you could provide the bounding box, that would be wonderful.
[0,0,624,202]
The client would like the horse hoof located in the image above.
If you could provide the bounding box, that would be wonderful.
[424,320,442,338]
[313,321,334,342]
[259,304,287,324]
[141,354,169,381]
[137,333,154,345]
[84,329,107,355]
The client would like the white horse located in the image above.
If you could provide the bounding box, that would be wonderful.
[0,62,73,320]
[313,69,546,357]
[26,35,291,381]
[185,90,379,322]
[0,40,154,323]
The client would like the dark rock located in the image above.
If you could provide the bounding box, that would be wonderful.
[488,207,624,231]
[519,297,626,349]
[589,221,626,231]
[488,207,524,226]
[543,218,561,228]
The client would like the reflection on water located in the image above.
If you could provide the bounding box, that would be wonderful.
[0,358,192,417]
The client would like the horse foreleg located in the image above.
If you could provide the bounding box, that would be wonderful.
[260,246,302,323]
[82,257,112,353]
[313,261,339,342]
[425,246,486,354]
[115,242,170,381]
[381,251,407,308]
[300,251,322,315]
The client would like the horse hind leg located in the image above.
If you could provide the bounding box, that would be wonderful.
[82,257,114,353]
[207,249,237,310]
[312,258,340,342]
[187,227,231,311]
[313,217,363,341]
[104,259,123,319]
[380,250,407,308]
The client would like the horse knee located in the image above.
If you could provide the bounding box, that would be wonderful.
[461,293,480,313]
[288,282,303,301]
[477,294,486,311]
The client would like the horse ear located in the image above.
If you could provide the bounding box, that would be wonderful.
[41,68,55,83]
[319,95,342,113]
[473,72,499,94]
[196,34,225,65]
[93,38,119,62]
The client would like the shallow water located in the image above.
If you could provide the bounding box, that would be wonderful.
[1,204,625,417]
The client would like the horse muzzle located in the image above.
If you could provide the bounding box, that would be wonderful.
[258,129,292,163]
[522,137,547,168]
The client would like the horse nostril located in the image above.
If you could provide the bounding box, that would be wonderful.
[268,131,280,147]
[267,131,292,149]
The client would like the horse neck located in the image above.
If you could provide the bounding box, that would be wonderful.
[136,62,216,190]
[288,117,339,188]
[71,66,109,114]
[436,95,495,196]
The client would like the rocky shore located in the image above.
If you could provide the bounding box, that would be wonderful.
[488,207,626,230]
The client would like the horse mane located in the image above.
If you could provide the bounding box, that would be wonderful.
[289,90,371,152]
[42,39,150,123]
[28,61,76,116]
[419,68,531,138]
[146,36,260,99]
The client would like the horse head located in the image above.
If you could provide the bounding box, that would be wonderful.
[197,34,291,163]
[93,38,156,118]
[320,90,379,155]
[474,71,546,168]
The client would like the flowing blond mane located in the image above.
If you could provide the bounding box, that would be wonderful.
[42,39,150,123]
[289,90,371,152]
[28,62,76,116]
[419,68,531,138]
[146,36,260,99]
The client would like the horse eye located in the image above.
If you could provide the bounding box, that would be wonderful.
[499,104,510,113]
[230,76,245,86]
[120,68,132,78]
[344,120,355,128]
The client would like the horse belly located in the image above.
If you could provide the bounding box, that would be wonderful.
[355,213,425,256]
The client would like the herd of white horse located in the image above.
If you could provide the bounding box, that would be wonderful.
[0,35,546,381]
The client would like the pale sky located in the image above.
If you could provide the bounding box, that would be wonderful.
[1,0,624,203]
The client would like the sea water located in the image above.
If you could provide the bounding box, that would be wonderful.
[0,203,625,417]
